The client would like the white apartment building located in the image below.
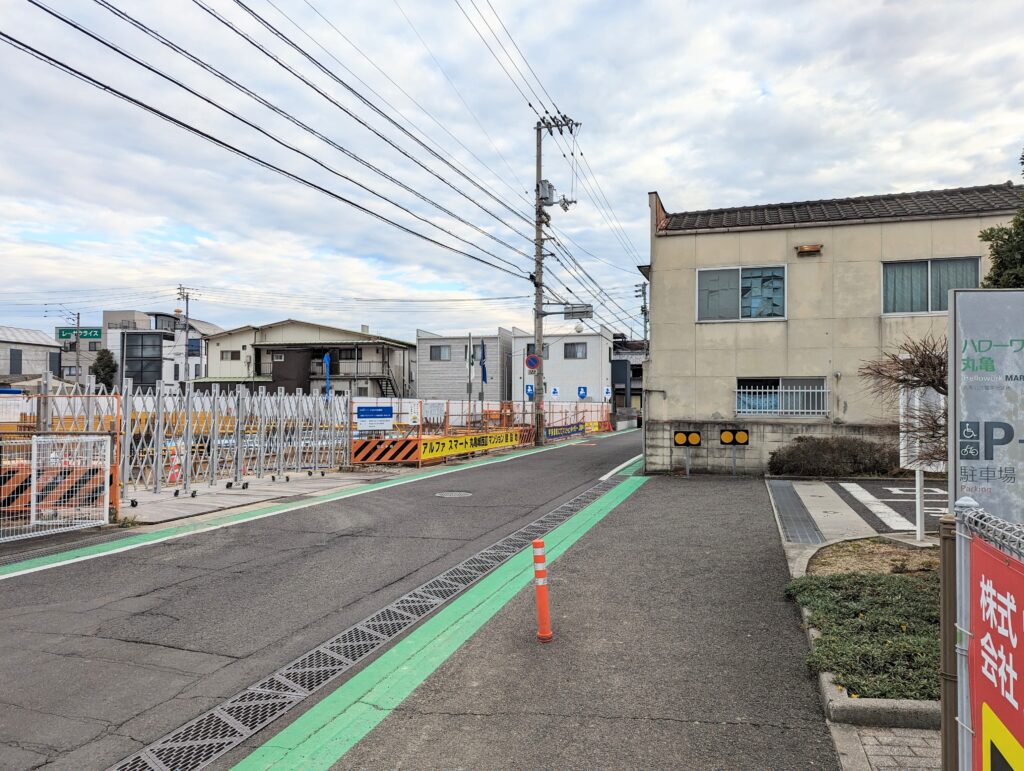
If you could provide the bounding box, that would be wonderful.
[416,329,512,401]
[510,325,613,404]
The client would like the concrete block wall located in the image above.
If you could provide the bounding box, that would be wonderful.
[644,419,896,474]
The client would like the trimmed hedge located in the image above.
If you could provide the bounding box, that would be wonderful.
[786,570,939,700]
[768,436,898,477]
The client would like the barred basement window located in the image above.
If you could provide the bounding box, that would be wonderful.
[735,377,829,417]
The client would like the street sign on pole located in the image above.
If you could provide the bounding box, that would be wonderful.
[951,289,1024,522]
[525,353,541,371]
[563,304,593,320]
[525,383,535,400]
[57,327,101,340]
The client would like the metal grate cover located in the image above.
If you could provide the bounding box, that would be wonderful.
[111,476,621,771]
[434,491,473,498]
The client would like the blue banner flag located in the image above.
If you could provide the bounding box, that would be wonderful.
[323,353,331,400]
[480,340,487,384]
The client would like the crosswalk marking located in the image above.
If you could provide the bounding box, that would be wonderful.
[839,482,915,531]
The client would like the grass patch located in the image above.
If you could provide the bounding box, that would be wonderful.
[808,537,939,576]
[786,570,939,700]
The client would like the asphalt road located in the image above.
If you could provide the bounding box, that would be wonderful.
[0,432,640,770]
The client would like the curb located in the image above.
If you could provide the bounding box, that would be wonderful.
[799,606,940,729]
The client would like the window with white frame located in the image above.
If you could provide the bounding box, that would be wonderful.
[429,345,451,361]
[220,350,240,361]
[882,257,979,314]
[697,266,785,321]
[272,352,285,362]
[735,377,829,417]
[564,342,587,359]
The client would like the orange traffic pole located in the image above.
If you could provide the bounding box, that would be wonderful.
[533,538,553,643]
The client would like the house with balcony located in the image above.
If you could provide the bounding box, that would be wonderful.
[641,181,1022,472]
[200,319,413,396]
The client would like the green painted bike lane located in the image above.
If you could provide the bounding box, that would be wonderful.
[0,430,636,582]
[233,472,648,771]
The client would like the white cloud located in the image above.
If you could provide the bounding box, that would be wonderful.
[1,0,1022,341]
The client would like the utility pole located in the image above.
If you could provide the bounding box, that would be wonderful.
[635,283,649,352]
[177,284,191,384]
[533,116,579,446]
[74,311,81,388]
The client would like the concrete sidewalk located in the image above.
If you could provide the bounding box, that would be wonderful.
[338,475,838,770]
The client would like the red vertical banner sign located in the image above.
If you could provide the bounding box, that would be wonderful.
[970,536,1024,769]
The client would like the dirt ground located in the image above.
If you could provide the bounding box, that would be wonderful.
[807,537,939,576]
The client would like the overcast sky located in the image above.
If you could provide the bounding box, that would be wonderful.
[3,0,1022,341]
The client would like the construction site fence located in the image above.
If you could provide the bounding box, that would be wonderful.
[0,434,111,543]
[0,381,614,539]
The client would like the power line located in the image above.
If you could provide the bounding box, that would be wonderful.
[275,0,532,216]
[37,0,531,275]
[0,29,530,282]
[92,0,533,266]
[216,0,534,231]
[391,0,532,201]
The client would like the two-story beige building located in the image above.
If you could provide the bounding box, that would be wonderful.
[642,182,1022,472]
[201,319,414,396]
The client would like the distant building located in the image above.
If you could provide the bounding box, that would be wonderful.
[415,329,513,401]
[611,334,644,410]
[103,310,224,391]
[509,325,613,403]
[201,319,414,396]
[0,326,62,391]
[642,181,1022,472]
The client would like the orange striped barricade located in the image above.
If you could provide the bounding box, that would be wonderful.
[351,437,422,465]
[533,538,553,643]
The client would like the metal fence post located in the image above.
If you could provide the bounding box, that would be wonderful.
[257,387,266,478]
[312,395,321,473]
[277,387,285,478]
[939,514,957,770]
[344,394,352,468]
[102,435,111,523]
[120,378,132,504]
[954,498,976,771]
[29,435,39,526]
[234,386,244,485]
[210,384,219,486]
[184,381,193,493]
[153,381,164,494]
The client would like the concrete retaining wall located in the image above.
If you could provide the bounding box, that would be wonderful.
[644,419,896,474]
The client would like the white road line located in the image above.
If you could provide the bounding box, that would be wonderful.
[600,454,643,481]
[792,482,876,540]
[839,483,915,531]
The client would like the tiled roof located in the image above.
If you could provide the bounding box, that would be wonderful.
[0,326,62,348]
[661,182,1022,232]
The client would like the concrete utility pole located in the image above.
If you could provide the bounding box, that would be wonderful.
[635,283,649,352]
[533,116,579,446]
[178,284,191,384]
[74,311,81,388]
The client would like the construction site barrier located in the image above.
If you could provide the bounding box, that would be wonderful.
[351,437,422,464]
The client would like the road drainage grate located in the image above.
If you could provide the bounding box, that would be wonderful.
[435,491,473,498]
[111,476,621,771]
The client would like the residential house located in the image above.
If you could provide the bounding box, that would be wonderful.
[0,326,62,391]
[641,181,1022,472]
[415,329,512,401]
[103,310,224,391]
[201,320,414,396]
[611,334,645,410]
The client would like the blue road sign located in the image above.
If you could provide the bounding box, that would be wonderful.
[551,386,560,398]
[577,386,588,400]
[525,353,541,370]
[525,383,535,399]
[356,406,393,419]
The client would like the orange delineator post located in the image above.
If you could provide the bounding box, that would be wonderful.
[533,538,553,643]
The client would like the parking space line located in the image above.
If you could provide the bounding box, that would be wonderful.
[838,483,915,531]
